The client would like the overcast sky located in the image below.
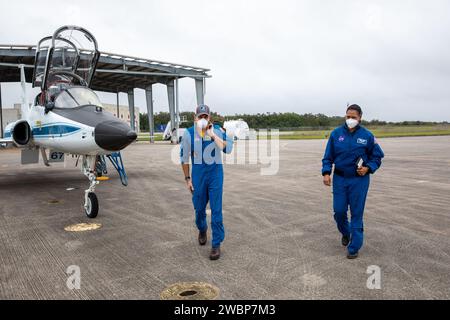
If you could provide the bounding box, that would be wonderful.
[1,0,449,121]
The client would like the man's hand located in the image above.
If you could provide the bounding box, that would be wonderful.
[357,166,369,176]
[186,179,194,193]
[323,174,331,186]
[206,125,227,150]
[206,124,215,138]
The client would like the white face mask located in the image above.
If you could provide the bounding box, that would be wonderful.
[197,118,209,129]
[346,118,359,129]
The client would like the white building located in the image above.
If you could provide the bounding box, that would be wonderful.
[1,104,22,133]
[102,103,140,133]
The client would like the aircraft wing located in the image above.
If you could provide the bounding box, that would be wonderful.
[0,138,16,148]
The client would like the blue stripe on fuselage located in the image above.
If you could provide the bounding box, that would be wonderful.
[4,131,11,138]
[32,123,82,138]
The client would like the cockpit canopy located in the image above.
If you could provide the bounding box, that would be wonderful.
[32,26,99,91]
[54,87,102,109]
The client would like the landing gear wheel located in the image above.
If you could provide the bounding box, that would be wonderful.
[84,192,99,218]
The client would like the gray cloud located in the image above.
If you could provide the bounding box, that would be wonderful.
[1,0,449,121]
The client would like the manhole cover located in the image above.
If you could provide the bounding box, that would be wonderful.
[64,223,102,232]
[160,282,220,300]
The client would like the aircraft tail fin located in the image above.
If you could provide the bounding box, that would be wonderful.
[19,64,30,118]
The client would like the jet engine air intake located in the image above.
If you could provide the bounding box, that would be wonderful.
[12,120,32,145]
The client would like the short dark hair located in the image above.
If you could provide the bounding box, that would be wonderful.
[347,104,362,116]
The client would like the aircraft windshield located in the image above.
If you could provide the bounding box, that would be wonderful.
[55,88,102,109]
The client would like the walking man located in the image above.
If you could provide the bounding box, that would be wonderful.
[322,104,384,259]
[180,105,233,260]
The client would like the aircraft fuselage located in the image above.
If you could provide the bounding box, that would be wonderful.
[5,103,137,156]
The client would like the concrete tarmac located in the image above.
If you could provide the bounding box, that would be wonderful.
[0,136,449,299]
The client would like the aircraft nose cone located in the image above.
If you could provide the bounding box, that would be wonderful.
[127,130,137,141]
[94,120,137,151]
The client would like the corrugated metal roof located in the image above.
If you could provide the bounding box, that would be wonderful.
[0,45,210,93]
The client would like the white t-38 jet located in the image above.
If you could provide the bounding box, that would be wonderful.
[0,26,137,218]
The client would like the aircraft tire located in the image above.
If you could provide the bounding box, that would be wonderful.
[85,193,99,218]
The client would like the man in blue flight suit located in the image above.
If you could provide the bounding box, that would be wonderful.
[322,104,384,259]
[180,105,233,260]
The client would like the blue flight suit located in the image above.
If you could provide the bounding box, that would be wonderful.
[180,125,234,248]
[322,123,384,255]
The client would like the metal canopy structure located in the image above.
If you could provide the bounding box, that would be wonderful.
[0,44,210,142]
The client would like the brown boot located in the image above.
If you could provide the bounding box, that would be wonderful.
[342,235,350,246]
[347,252,359,259]
[209,247,220,260]
[198,231,207,246]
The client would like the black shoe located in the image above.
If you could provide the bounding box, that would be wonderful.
[347,252,358,259]
[209,247,221,260]
[341,235,350,247]
[198,231,207,246]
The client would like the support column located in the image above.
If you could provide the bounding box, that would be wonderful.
[0,83,3,138]
[167,80,177,143]
[127,89,135,131]
[145,85,155,143]
[175,78,180,141]
[195,78,205,106]
[116,92,120,119]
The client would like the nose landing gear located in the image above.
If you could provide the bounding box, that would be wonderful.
[82,155,100,218]
[79,153,127,218]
